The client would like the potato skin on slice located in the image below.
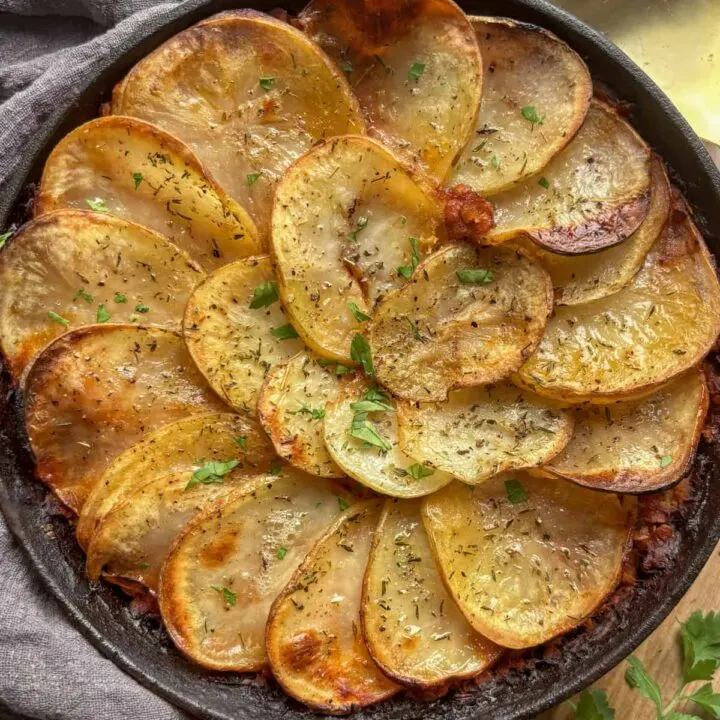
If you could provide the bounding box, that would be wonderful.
[76,412,274,551]
[544,370,708,494]
[271,135,444,363]
[113,10,364,234]
[258,351,343,477]
[368,242,552,401]
[159,470,358,672]
[488,100,652,254]
[397,383,573,484]
[298,0,482,182]
[452,17,591,196]
[324,375,453,497]
[517,195,720,402]
[0,210,204,378]
[183,256,305,414]
[423,476,634,649]
[362,499,501,688]
[266,500,400,713]
[519,156,671,306]
[23,325,227,514]
[36,117,260,269]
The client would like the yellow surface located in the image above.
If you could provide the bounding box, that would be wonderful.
[552,0,720,144]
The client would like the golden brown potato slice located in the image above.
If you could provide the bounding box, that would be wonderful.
[257,351,343,477]
[544,370,707,493]
[36,117,260,269]
[423,476,633,649]
[517,197,720,402]
[451,17,591,195]
[113,10,364,233]
[487,100,652,254]
[267,500,400,712]
[323,376,453,497]
[368,242,552,401]
[0,210,203,378]
[298,0,482,182]
[76,412,274,551]
[271,135,444,363]
[519,156,671,306]
[396,383,573,484]
[159,471,358,671]
[184,257,305,414]
[23,326,226,514]
[362,499,501,688]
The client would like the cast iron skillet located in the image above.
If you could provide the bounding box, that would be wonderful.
[1,1,720,719]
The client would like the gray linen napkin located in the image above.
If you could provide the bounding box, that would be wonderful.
[0,5,196,718]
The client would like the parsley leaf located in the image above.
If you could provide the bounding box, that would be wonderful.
[504,478,529,504]
[538,177,550,189]
[408,62,426,83]
[491,154,500,169]
[687,684,720,717]
[269,458,282,475]
[289,402,325,420]
[350,414,392,451]
[346,216,368,242]
[348,301,371,322]
[247,172,262,186]
[660,454,673,467]
[186,459,239,490]
[397,237,421,279]
[96,304,111,323]
[350,333,374,376]
[573,690,615,720]
[73,288,93,304]
[341,60,353,73]
[85,197,109,213]
[277,546,288,560]
[456,268,493,284]
[0,230,13,249]
[235,436,247,451]
[271,323,299,340]
[406,317,425,342]
[625,656,664,716]
[249,280,279,309]
[681,610,720,682]
[396,463,435,480]
[114,292,128,304]
[211,585,237,607]
[132,172,143,190]
[521,105,544,126]
[259,76,275,91]
[48,310,69,327]
[135,302,150,314]
[337,496,350,511]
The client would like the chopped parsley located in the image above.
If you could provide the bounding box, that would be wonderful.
[350,333,374,376]
[397,237,421,280]
[135,302,150,314]
[406,317,424,341]
[235,436,247,451]
[85,197,109,213]
[289,402,325,420]
[271,323,299,340]
[408,62,426,83]
[277,546,288,560]
[211,585,237,607]
[521,105,544,126]
[348,301,370,322]
[246,172,262,186]
[0,230,13,249]
[186,459,240,490]
[396,463,435,480]
[491,154,500,169]
[349,387,393,452]
[269,458,282,475]
[96,304,111,323]
[456,268,493,284]
[538,177,550,189]
[132,172,143,190]
[341,60,353,73]
[337,496,350,511]
[73,288,93,304]
[346,216,368,242]
[504,478,529,504]
[249,280,279,309]
[660,455,673,467]
[48,310,69,327]
[259,77,275,91]
[114,292,128,304]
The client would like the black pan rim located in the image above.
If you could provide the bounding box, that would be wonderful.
[0,1,719,719]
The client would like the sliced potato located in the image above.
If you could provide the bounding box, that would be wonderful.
[324,376,453,497]
[159,471,358,671]
[368,242,552,401]
[23,326,226,514]
[423,476,633,649]
[487,100,652,254]
[271,135,444,362]
[184,256,305,413]
[86,468,258,590]
[519,156,671,305]
[362,499,501,688]
[397,383,573,484]
[267,500,399,712]
[517,197,720,402]
[76,412,274,551]
[544,370,707,493]
[298,0,482,181]
[113,10,364,233]
[36,117,260,269]
[258,351,343,477]
[451,17,591,195]
[0,210,203,378]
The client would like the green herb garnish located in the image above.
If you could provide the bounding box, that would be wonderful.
[348,301,371,322]
[456,268,493,284]
[114,292,128,304]
[211,585,237,607]
[135,302,150,314]
[538,177,550,189]
[271,323,299,340]
[246,172,262,186]
[397,237,421,280]
[96,304,111,323]
[259,77,275,91]
[48,311,69,327]
[277,546,288,560]
[249,280,279,309]
[504,478,529,504]
[85,197,109,213]
[521,105,544,126]
[289,403,325,420]
[350,333,374,376]
[186,459,239,490]
[73,288,93,304]
[132,172,143,190]
[408,62,426,83]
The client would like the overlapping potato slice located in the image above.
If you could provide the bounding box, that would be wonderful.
[544,370,707,493]
[368,242,552,401]
[487,100,652,254]
[362,499,501,688]
[423,476,633,648]
[520,156,671,305]
[324,376,453,497]
[0,210,203,378]
[184,256,304,413]
[517,197,720,402]
[113,10,364,233]
[159,471,358,671]
[271,135,444,362]
[267,500,400,712]
[23,326,226,513]
[258,351,343,477]
[451,17,591,195]
[36,117,260,269]
[397,383,573,484]
[298,0,482,181]
[76,412,274,551]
